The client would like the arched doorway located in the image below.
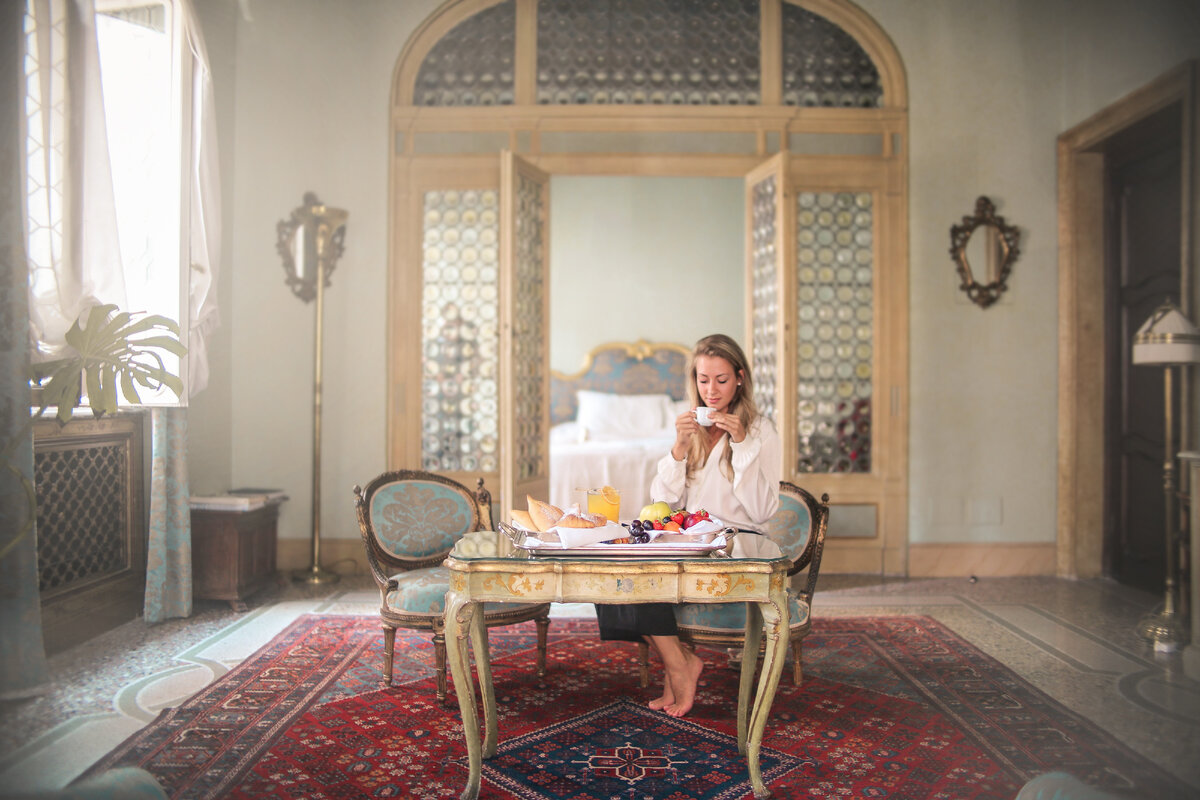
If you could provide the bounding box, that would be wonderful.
[388,0,910,575]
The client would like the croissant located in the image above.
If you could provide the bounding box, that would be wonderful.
[556,511,607,529]
[527,495,564,532]
[510,509,536,531]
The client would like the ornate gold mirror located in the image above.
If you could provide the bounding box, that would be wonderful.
[949,196,1020,308]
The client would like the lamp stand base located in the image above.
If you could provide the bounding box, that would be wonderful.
[1136,608,1186,652]
[292,565,341,585]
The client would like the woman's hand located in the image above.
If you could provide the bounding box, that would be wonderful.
[711,410,746,443]
[671,409,699,460]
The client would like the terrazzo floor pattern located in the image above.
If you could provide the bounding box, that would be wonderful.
[1,574,1198,796]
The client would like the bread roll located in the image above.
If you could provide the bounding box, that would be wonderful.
[557,511,606,529]
[510,509,536,531]
[527,495,564,532]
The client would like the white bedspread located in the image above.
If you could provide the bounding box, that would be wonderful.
[548,422,676,516]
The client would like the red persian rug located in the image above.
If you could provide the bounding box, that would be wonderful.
[83,615,1192,799]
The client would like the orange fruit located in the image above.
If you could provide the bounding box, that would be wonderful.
[601,485,620,505]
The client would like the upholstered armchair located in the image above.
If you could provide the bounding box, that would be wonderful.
[638,481,829,687]
[353,470,550,701]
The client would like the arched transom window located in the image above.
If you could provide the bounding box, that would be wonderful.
[411,0,886,108]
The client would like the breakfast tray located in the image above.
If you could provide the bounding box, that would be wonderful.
[498,522,732,558]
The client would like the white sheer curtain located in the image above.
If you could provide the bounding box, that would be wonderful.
[183,0,220,396]
[24,0,126,358]
[25,0,221,395]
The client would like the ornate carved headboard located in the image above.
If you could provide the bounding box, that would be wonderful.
[550,340,692,425]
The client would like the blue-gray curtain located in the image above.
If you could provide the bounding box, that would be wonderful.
[0,0,51,699]
[143,407,191,623]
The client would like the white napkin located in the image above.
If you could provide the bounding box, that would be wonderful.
[553,520,626,548]
[678,515,724,536]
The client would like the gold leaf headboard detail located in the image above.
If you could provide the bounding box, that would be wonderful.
[550,339,692,425]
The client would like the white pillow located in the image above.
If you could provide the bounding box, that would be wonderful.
[550,421,588,444]
[576,391,672,439]
[670,398,693,421]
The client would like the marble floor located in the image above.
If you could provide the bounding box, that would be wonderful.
[0,574,1198,797]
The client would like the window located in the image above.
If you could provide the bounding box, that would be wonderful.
[23,0,211,405]
[96,2,181,336]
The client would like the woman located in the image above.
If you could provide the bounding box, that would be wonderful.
[596,333,781,718]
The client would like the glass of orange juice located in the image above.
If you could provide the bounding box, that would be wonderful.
[587,485,621,523]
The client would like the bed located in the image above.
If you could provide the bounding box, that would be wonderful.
[549,340,693,515]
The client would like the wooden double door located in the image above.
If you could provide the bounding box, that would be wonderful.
[390,150,908,574]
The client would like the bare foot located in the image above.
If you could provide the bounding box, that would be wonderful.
[664,652,704,718]
[648,673,674,710]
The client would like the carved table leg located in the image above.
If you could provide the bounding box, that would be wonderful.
[469,600,497,757]
[737,601,764,753]
[746,598,789,799]
[444,593,481,800]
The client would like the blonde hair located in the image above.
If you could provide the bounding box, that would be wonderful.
[684,334,759,483]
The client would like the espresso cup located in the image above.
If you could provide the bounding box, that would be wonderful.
[694,406,715,426]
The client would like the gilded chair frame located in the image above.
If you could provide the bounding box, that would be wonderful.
[353,469,550,700]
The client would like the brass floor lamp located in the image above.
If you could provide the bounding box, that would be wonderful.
[1132,301,1200,651]
[277,192,348,585]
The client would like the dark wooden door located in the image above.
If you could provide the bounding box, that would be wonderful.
[1104,103,1182,593]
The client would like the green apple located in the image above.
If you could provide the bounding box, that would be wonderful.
[639,501,672,521]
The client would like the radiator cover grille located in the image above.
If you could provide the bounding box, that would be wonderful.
[35,441,130,591]
[33,414,145,653]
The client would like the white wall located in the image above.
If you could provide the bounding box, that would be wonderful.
[187,0,239,495]
[858,0,1200,546]
[190,0,442,546]
[188,0,1200,565]
[549,176,744,373]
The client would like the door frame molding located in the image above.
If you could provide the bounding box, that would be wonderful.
[1056,60,1197,578]
[388,0,911,574]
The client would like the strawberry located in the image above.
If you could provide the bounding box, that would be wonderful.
[653,520,664,530]
[671,511,686,526]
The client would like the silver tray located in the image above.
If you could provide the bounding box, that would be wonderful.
[499,523,733,558]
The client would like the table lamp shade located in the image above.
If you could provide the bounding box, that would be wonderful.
[1132,303,1200,366]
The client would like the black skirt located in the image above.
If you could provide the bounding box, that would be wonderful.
[595,603,678,642]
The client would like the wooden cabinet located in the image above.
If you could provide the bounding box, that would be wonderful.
[191,503,281,610]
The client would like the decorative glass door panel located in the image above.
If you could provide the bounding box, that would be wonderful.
[499,152,551,517]
[745,154,791,455]
[420,189,502,475]
[794,190,874,475]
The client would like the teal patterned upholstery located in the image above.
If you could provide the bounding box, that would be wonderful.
[371,480,474,560]
[675,489,813,632]
[385,567,522,616]
[640,482,828,689]
[674,590,809,631]
[764,490,812,564]
[355,470,551,700]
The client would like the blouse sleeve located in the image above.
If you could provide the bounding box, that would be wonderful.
[728,417,781,526]
[650,452,688,508]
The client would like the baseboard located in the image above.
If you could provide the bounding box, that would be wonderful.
[908,542,1057,577]
[277,537,368,577]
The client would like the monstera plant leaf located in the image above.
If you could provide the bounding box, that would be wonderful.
[29,304,187,424]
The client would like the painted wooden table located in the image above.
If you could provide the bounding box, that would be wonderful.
[443,535,790,800]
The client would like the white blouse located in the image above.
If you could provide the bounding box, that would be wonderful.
[649,416,781,531]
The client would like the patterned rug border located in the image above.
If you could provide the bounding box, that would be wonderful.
[80,613,1193,799]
